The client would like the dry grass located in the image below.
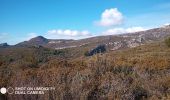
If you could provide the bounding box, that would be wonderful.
[0,41,170,100]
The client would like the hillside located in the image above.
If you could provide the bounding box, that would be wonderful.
[0,25,170,100]
[1,38,170,100]
[15,25,170,51]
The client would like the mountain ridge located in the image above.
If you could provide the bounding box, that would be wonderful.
[14,25,170,51]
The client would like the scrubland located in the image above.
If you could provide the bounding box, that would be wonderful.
[0,41,170,100]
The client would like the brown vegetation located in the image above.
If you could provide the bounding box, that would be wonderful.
[0,40,170,100]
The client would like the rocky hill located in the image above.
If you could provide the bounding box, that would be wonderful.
[16,25,170,51]
[0,43,9,48]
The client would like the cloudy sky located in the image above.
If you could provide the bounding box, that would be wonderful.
[0,0,170,44]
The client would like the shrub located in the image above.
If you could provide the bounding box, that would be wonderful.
[84,51,89,56]
[85,44,106,56]
[133,87,148,100]
[165,37,170,47]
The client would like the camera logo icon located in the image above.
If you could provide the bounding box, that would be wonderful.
[0,87,14,94]
[0,87,7,94]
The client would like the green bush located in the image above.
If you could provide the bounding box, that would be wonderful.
[165,37,170,47]
[84,51,89,56]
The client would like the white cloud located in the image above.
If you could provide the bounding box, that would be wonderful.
[125,27,145,33]
[96,8,124,27]
[45,29,92,39]
[103,27,145,35]
[26,33,38,40]
[163,23,170,26]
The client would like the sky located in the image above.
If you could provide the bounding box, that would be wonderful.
[0,0,170,45]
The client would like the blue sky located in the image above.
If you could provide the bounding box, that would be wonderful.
[0,0,170,45]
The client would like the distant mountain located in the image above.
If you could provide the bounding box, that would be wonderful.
[16,25,170,51]
[29,36,49,44]
[17,36,49,46]
[0,43,9,47]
